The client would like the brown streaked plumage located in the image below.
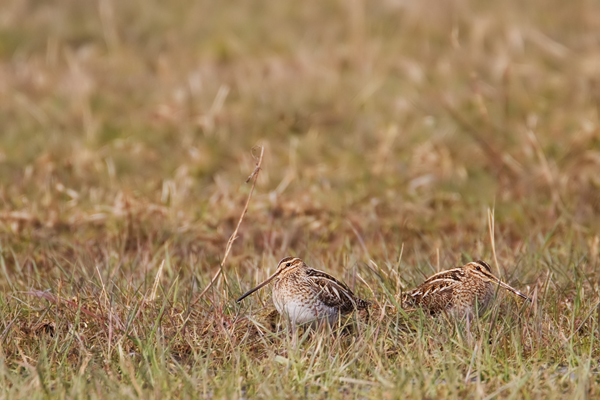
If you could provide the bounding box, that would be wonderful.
[402,260,530,317]
[237,257,369,326]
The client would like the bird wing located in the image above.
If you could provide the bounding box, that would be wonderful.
[403,278,457,312]
[305,268,364,312]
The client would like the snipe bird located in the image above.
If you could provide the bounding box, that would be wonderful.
[237,257,369,326]
[402,260,530,317]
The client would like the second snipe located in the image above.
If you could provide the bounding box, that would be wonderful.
[402,260,530,317]
[237,257,369,326]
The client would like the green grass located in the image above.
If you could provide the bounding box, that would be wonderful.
[1,0,600,398]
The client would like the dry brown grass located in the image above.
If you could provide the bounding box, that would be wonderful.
[1,0,600,398]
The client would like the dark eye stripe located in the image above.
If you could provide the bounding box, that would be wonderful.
[475,260,492,272]
[279,256,296,267]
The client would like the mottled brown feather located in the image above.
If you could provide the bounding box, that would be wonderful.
[402,260,529,316]
[238,257,370,325]
[306,268,368,312]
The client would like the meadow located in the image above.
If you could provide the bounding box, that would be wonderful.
[1,0,600,398]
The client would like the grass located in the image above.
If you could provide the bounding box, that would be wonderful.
[1,0,600,398]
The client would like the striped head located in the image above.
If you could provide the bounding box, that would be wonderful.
[465,260,530,301]
[272,257,305,278]
[236,257,304,303]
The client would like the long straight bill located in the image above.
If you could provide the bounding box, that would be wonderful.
[496,280,531,301]
[236,274,277,303]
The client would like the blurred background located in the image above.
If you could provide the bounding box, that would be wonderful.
[1,0,599,284]
[3,2,600,396]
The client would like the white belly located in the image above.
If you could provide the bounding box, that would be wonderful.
[274,297,339,326]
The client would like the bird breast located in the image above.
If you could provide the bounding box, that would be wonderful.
[272,276,339,325]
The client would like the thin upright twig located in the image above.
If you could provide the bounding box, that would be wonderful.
[147,259,165,302]
[199,145,265,298]
[487,207,500,276]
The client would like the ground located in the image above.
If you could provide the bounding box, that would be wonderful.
[1,0,600,398]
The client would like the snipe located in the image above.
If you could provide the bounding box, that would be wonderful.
[402,260,530,317]
[237,257,369,326]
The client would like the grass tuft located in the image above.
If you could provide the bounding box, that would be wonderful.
[1,0,600,397]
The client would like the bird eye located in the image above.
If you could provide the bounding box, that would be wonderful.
[285,262,291,267]
[476,266,481,271]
